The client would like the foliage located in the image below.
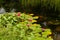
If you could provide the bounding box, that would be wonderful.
[0,12,53,40]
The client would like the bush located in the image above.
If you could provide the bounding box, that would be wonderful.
[0,12,53,40]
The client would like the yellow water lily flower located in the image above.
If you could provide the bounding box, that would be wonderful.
[33,24,38,26]
[29,14,34,16]
[32,20,37,22]
[34,16,39,19]
[48,36,52,38]
[47,31,52,34]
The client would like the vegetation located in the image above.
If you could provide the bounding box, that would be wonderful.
[0,12,52,40]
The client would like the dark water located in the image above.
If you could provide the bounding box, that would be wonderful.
[55,33,60,40]
[53,32,60,40]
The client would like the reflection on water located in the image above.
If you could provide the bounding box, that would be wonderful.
[0,7,16,13]
[0,7,6,13]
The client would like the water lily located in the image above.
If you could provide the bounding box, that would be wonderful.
[32,20,37,22]
[29,13,34,16]
[33,16,39,19]
[28,18,32,22]
[47,31,52,35]
[33,24,38,26]
[42,28,45,32]
[27,24,30,27]
[17,12,21,16]
[48,36,52,38]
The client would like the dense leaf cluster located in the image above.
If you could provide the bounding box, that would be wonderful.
[0,12,52,40]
